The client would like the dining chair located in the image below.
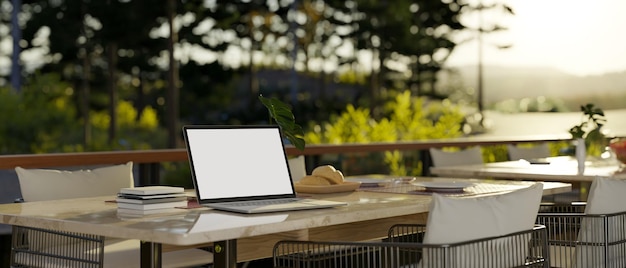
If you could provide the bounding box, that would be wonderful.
[507,143,551,161]
[536,177,626,268]
[274,183,548,268]
[507,143,579,204]
[428,146,484,167]
[12,163,213,268]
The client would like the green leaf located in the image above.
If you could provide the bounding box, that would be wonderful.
[569,103,607,141]
[568,125,585,139]
[259,95,306,151]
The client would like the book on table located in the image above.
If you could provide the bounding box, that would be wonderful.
[116,196,187,204]
[116,185,189,212]
[117,192,187,200]
[119,186,185,195]
[116,200,188,210]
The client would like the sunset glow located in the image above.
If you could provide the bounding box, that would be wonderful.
[446,0,626,76]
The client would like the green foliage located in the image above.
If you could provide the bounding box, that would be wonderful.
[568,103,606,139]
[0,73,166,154]
[568,103,607,155]
[161,162,195,189]
[259,95,305,151]
[87,100,166,151]
[336,71,368,85]
[307,91,464,144]
[306,90,465,175]
[0,74,78,154]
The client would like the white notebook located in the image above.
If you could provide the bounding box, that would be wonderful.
[119,186,184,196]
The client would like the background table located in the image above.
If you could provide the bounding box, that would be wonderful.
[430,156,626,182]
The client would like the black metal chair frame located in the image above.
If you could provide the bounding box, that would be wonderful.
[11,225,104,268]
[537,203,626,268]
[273,224,549,268]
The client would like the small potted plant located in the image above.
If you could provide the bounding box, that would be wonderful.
[568,103,607,156]
[259,95,307,181]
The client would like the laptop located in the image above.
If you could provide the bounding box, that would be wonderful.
[183,125,347,214]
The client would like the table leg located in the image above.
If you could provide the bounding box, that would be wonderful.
[214,239,237,268]
[140,241,162,268]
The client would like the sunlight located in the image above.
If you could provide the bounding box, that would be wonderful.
[447,0,626,76]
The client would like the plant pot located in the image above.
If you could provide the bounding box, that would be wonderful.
[288,155,306,183]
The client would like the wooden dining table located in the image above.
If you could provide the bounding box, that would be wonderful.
[430,156,626,182]
[0,177,571,268]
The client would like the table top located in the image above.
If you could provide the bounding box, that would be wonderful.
[0,177,570,247]
[430,156,626,182]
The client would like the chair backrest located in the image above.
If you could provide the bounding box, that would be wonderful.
[506,143,550,161]
[13,163,134,255]
[15,162,134,202]
[429,147,484,167]
[574,177,626,267]
[422,183,544,267]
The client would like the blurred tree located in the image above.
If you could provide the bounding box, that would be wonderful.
[0,73,165,154]
[210,0,290,101]
[18,0,213,148]
[457,0,514,116]
[324,0,465,119]
[0,74,76,154]
[0,2,12,86]
[10,0,484,153]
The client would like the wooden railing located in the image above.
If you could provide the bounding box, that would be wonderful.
[0,135,574,185]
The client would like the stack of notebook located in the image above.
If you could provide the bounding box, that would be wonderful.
[116,186,188,215]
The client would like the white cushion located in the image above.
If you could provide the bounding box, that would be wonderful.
[15,163,135,250]
[573,177,626,267]
[429,147,483,167]
[16,162,134,202]
[422,183,543,267]
[584,177,626,215]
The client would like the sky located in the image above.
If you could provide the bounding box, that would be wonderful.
[445,0,626,76]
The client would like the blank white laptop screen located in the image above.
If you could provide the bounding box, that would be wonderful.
[184,126,295,201]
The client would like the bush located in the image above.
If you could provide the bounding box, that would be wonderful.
[305,90,466,176]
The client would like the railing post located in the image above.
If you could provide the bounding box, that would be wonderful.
[420,149,433,176]
[138,163,161,186]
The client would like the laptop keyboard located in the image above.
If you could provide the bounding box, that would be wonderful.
[227,198,300,207]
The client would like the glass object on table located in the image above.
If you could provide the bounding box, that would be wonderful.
[609,138,626,166]
[576,138,586,174]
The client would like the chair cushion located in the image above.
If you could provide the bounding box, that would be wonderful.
[16,162,134,202]
[506,143,550,161]
[584,176,626,215]
[422,183,543,267]
[428,147,483,167]
[574,177,626,267]
[424,182,543,244]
